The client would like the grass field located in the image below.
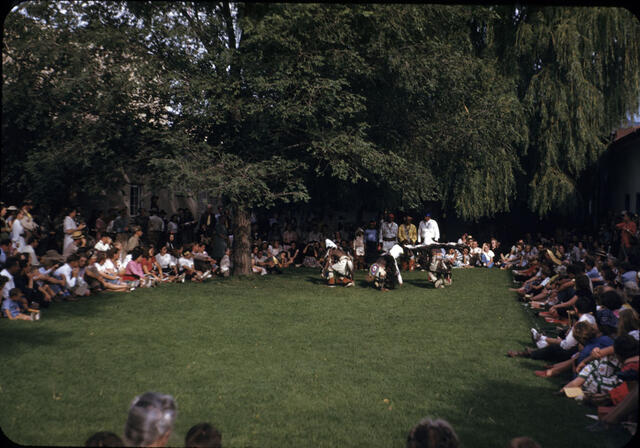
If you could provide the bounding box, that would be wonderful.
[0,268,633,447]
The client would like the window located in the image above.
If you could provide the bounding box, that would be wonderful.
[130,184,142,215]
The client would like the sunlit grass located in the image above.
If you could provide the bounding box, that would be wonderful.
[0,268,632,447]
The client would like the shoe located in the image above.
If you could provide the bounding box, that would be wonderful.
[530,328,541,343]
[345,281,354,287]
[534,369,552,378]
[524,293,533,299]
[34,311,41,321]
[536,338,549,349]
[434,279,443,288]
[328,285,336,288]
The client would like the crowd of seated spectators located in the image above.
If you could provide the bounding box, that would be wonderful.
[2,199,639,320]
[505,210,639,434]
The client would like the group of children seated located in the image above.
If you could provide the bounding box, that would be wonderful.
[0,235,233,321]
[505,235,639,433]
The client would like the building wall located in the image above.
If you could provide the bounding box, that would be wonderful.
[602,131,640,215]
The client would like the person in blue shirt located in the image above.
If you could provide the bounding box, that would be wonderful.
[363,220,378,265]
[1,288,36,321]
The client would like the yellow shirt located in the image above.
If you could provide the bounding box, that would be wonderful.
[398,224,417,244]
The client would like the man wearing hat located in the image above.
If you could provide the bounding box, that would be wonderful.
[418,213,440,245]
[378,213,398,254]
[63,230,86,260]
[323,239,354,287]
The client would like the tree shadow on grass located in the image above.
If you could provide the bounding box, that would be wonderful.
[0,324,72,354]
[305,276,326,285]
[441,377,634,448]
[403,279,435,289]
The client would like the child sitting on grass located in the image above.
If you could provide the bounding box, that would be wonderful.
[2,288,40,321]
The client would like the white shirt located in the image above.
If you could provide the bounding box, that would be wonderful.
[0,269,15,299]
[417,219,439,244]
[379,222,398,242]
[560,313,596,350]
[220,254,231,273]
[19,244,39,266]
[94,240,112,252]
[11,219,25,249]
[155,253,176,269]
[54,263,77,289]
[63,216,77,251]
[178,257,194,270]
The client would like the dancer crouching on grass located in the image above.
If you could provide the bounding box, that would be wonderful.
[323,239,354,287]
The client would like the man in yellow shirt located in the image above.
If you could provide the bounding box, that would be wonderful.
[398,216,417,270]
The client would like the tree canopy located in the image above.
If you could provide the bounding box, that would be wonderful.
[2,3,639,251]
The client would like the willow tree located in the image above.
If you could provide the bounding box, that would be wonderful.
[491,6,640,216]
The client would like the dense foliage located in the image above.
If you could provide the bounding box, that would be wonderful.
[3,2,639,271]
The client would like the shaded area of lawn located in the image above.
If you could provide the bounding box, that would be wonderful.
[0,268,632,447]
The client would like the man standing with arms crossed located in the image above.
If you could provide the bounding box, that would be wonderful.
[378,213,399,255]
[418,213,440,245]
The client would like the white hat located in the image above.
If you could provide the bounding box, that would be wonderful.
[389,244,404,259]
[325,239,337,249]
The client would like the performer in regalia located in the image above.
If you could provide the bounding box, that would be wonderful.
[322,239,354,287]
[366,244,404,291]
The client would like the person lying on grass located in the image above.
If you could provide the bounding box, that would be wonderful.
[559,333,639,403]
[2,288,39,321]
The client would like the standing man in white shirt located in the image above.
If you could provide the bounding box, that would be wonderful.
[378,213,399,254]
[417,213,440,245]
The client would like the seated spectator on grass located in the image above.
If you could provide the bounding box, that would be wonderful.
[155,245,178,281]
[524,296,596,369]
[192,243,216,278]
[178,248,203,282]
[480,242,495,268]
[287,241,302,268]
[219,248,231,277]
[302,241,322,268]
[140,246,164,284]
[185,422,222,448]
[85,431,124,447]
[250,246,267,275]
[123,392,176,447]
[1,256,20,301]
[94,235,113,252]
[60,253,90,299]
[2,288,39,321]
[92,251,130,292]
[560,333,639,401]
[406,417,459,448]
[19,236,40,267]
[123,247,153,288]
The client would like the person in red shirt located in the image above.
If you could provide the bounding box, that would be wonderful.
[616,211,637,261]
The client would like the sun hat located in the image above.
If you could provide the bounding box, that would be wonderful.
[72,230,84,240]
[325,239,337,249]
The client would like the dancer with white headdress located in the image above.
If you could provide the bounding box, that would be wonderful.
[366,244,404,291]
[322,239,354,287]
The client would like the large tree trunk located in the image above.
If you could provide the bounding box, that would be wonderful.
[232,205,252,276]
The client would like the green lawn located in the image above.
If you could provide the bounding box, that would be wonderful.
[0,268,632,447]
